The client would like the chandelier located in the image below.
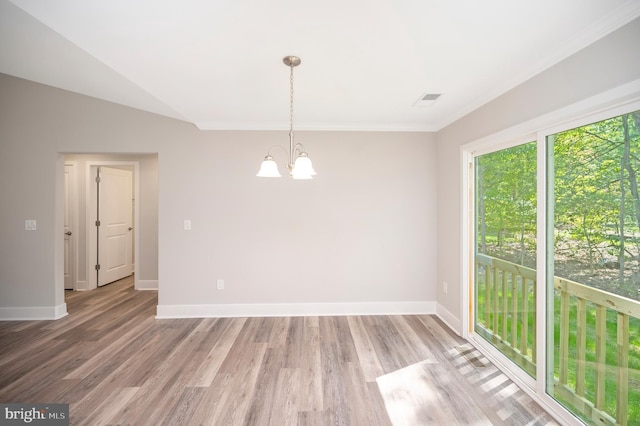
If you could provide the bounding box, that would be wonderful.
[257,56,316,179]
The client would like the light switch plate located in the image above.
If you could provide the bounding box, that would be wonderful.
[184,219,192,231]
[25,220,37,231]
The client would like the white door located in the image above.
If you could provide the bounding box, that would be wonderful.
[64,163,76,290]
[97,166,133,286]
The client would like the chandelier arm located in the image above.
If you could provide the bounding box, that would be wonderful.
[293,142,306,156]
[266,144,289,159]
[266,143,297,172]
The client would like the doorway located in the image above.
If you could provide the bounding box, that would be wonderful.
[62,154,158,293]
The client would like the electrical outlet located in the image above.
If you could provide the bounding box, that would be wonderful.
[443,281,448,294]
[25,220,37,231]
[184,219,192,231]
[217,279,224,290]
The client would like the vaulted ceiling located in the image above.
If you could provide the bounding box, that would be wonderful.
[1,0,639,131]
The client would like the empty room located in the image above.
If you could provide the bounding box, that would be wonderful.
[1,1,640,424]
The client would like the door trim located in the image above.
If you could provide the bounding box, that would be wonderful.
[64,161,78,290]
[84,161,140,291]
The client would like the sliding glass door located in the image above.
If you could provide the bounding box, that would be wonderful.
[474,141,537,378]
[546,111,640,425]
[470,109,640,425]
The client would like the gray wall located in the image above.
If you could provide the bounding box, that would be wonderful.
[436,17,640,331]
[0,75,437,317]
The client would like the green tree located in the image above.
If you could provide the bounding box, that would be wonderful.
[553,111,640,298]
[476,142,536,266]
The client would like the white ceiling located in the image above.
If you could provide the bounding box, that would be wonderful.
[2,0,639,132]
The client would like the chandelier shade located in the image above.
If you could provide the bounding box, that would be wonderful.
[256,155,281,177]
[291,153,316,180]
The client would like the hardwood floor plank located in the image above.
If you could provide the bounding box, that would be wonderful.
[297,410,326,426]
[0,338,70,390]
[360,316,408,374]
[416,315,463,351]
[77,386,139,426]
[160,386,207,426]
[333,316,359,363]
[342,361,389,426]
[243,347,284,426]
[188,317,247,387]
[347,315,385,382]
[389,315,438,363]
[283,316,305,368]
[108,321,211,425]
[214,343,268,425]
[365,381,394,426]
[117,326,198,387]
[268,367,300,426]
[298,319,323,412]
[0,353,85,403]
[304,316,319,328]
[186,372,234,424]
[320,340,351,425]
[63,315,156,380]
[267,316,290,349]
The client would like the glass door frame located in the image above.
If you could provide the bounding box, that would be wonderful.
[460,82,640,426]
[463,134,540,394]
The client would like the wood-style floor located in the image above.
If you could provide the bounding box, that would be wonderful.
[0,277,558,425]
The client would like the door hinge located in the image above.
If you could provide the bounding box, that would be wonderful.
[95,220,100,227]
[95,264,101,271]
[95,176,101,183]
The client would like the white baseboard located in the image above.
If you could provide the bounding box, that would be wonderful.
[0,303,68,321]
[75,280,88,291]
[156,301,436,319]
[435,303,462,336]
[136,279,158,290]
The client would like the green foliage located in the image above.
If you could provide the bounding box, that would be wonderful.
[476,111,640,298]
[553,113,640,298]
[476,142,537,265]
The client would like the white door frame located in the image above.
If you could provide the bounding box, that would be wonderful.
[85,160,140,291]
[64,161,78,290]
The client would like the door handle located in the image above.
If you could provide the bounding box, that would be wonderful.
[65,231,72,236]
[128,227,133,231]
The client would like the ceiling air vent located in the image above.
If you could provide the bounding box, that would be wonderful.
[414,93,442,107]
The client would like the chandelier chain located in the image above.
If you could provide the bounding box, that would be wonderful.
[289,62,294,135]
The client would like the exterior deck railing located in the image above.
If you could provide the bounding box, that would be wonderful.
[475,253,640,426]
